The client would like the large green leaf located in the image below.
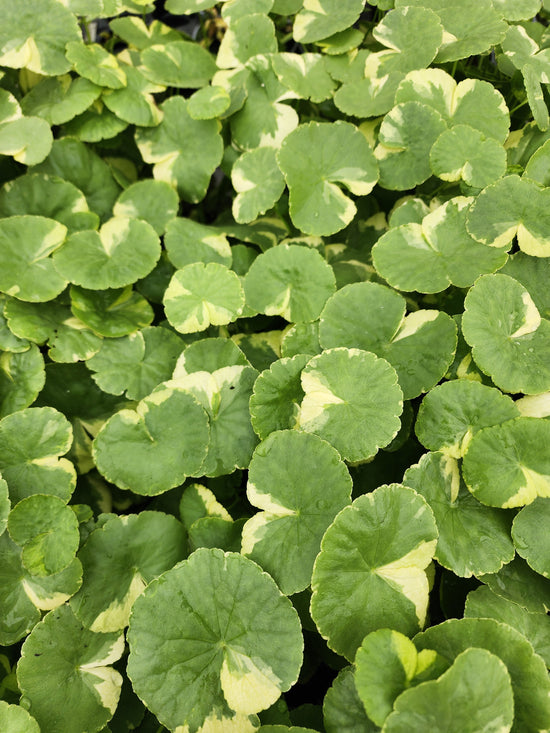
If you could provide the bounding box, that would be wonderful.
[0,1,80,75]
[70,286,154,338]
[0,346,45,417]
[462,273,550,394]
[323,666,378,733]
[512,498,550,577]
[127,548,303,731]
[241,430,352,594]
[310,484,438,660]
[135,96,223,203]
[319,282,457,399]
[297,348,403,462]
[243,244,336,322]
[277,121,378,236]
[71,512,186,632]
[0,216,67,302]
[293,0,364,43]
[17,605,124,733]
[93,386,210,495]
[140,41,217,87]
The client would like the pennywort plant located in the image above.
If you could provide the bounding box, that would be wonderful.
[0,0,550,731]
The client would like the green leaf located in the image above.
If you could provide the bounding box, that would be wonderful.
[135,96,223,202]
[53,217,160,290]
[354,628,446,727]
[415,380,519,458]
[93,386,210,495]
[249,354,308,439]
[480,556,550,615]
[271,53,336,103]
[464,586,550,667]
[110,16,182,50]
[164,263,244,334]
[0,531,82,645]
[70,285,154,338]
[232,147,286,224]
[375,102,447,190]
[71,512,186,632]
[323,667,378,733]
[18,605,124,733]
[167,365,259,476]
[280,322,321,359]
[385,648,513,732]
[0,0,80,75]
[293,0,364,43]
[66,41,127,89]
[0,407,75,504]
[0,701,40,733]
[319,282,457,400]
[310,484,438,660]
[0,216,67,302]
[222,0,274,23]
[430,124,506,187]
[493,0,541,20]
[164,218,232,269]
[102,63,164,127]
[373,197,508,293]
[244,244,336,322]
[112,179,178,236]
[140,41,217,87]
[403,452,515,577]
[180,483,232,530]
[21,76,102,126]
[467,175,550,256]
[0,116,53,166]
[512,497,550,577]
[86,326,183,400]
[277,121,378,236]
[217,14,277,69]
[462,273,550,394]
[188,85,231,119]
[241,430,352,594]
[395,70,510,142]
[127,548,303,731]
[297,348,403,462]
[414,617,550,733]
[462,416,550,508]
[64,101,128,144]
[394,0,507,62]
[0,173,99,234]
[0,346,45,417]
[173,337,249,377]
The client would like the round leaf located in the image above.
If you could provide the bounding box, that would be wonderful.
[66,41,126,89]
[323,666,378,733]
[135,96,223,203]
[293,0,364,43]
[403,452,515,577]
[140,41,217,88]
[462,416,550,508]
[164,263,244,334]
[375,101,446,190]
[373,198,508,293]
[164,217,232,269]
[0,173,99,234]
[70,285,154,339]
[467,175,550,256]
[244,245,336,323]
[71,511,186,632]
[0,407,75,504]
[18,604,124,733]
[173,337,249,378]
[414,617,550,733]
[8,495,80,576]
[112,179,178,235]
[53,216,161,290]
[319,282,457,399]
[0,346,45,417]
[217,14,277,69]
[310,484,438,660]
[277,121,378,236]
[0,117,53,166]
[127,548,303,730]
[430,124,506,188]
[242,430,352,594]
[93,386,210,495]
[415,380,519,458]
[462,273,550,394]
[0,215,67,302]
[297,348,403,462]
[0,0,80,75]
[384,648,513,733]
[21,75,102,126]
[0,701,39,733]
[86,326,184,401]
[102,64,164,128]
[188,85,231,119]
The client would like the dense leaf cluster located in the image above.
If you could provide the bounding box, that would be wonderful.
[0,1,550,731]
